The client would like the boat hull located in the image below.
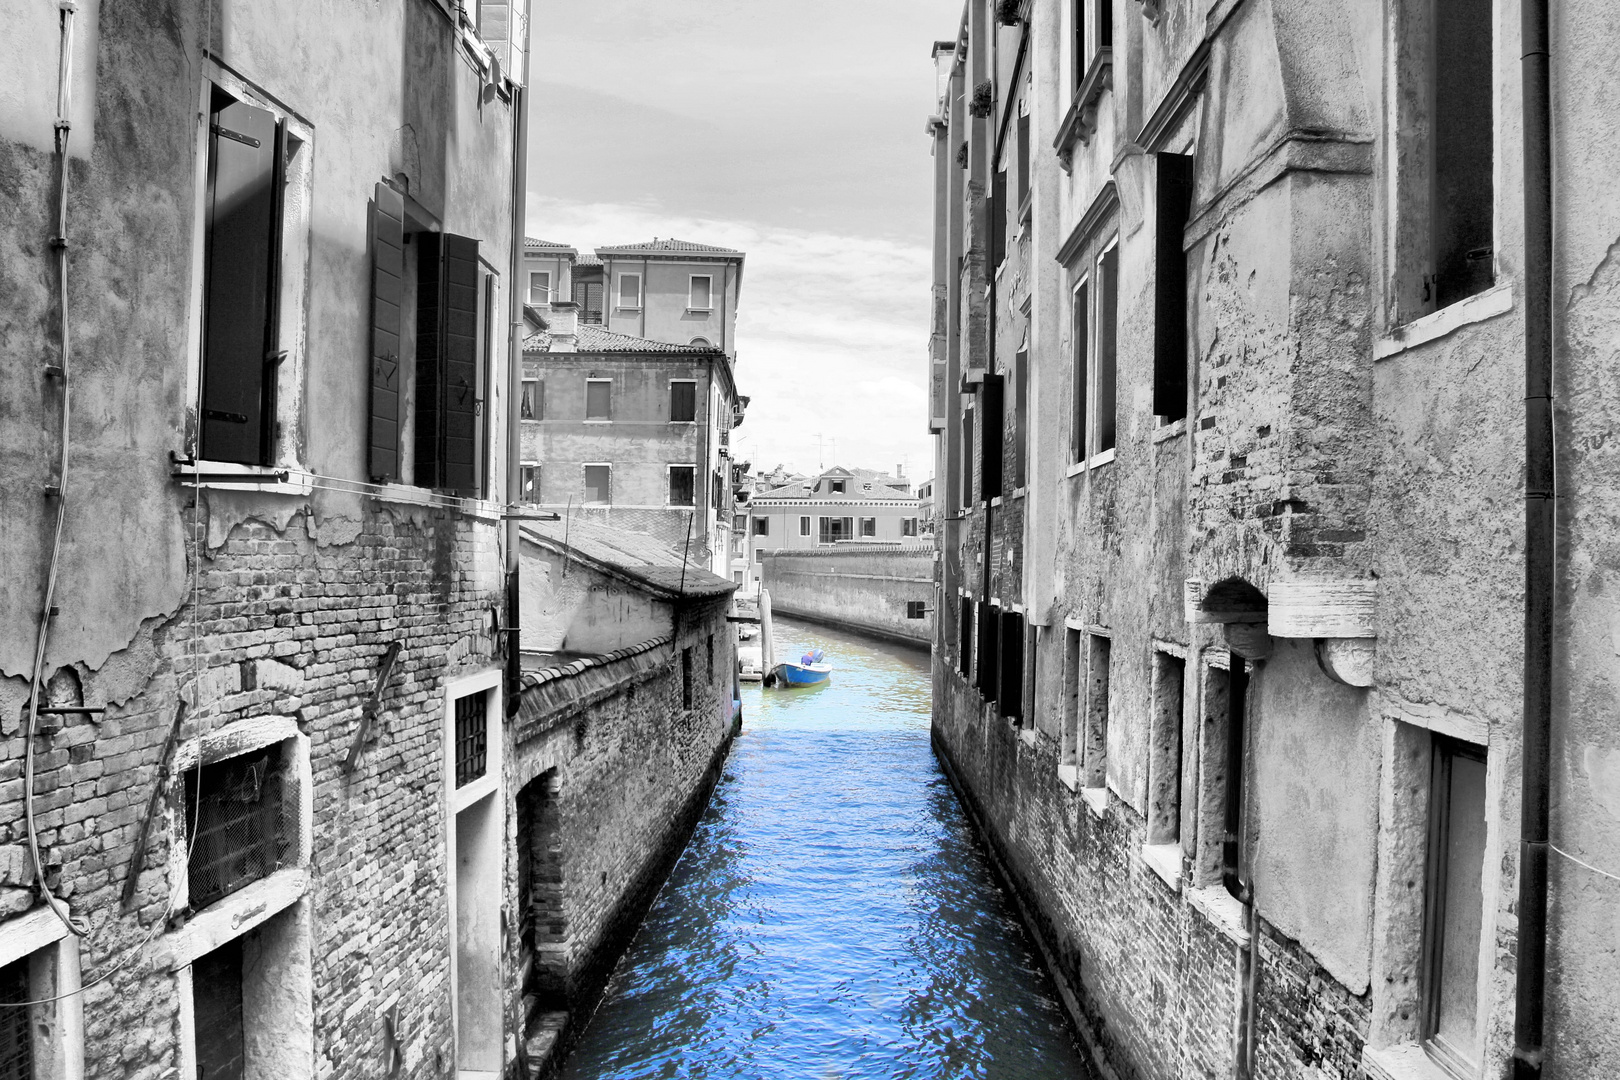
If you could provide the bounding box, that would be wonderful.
[773,662,832,687]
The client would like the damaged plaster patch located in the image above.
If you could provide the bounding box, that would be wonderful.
[203,490,307,552]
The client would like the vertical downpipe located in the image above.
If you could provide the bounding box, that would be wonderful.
[504,12,532,723]
[1514,0,1553,1076]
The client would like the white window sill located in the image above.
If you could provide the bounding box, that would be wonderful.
[1057,762,1080,791]
[1065,460,1086,478]
[1362,1043,1457,1080]
[1141,842,1183,890]
[1152,417,1187,443]
[1086,447,1116,468]
[157,865,309,970]
[1080,786,1108,817]
[616,307,643,313]
[686,307,713,315]
[1374,280,1514,361]
[583,418,613,425]
[989,496,1003,507]
[1017,725,1039,748]
[172,460,312,496]
[1185,883,1251,947]
[1009,487,1026,500]
[452,769,498,814]
[668,420,697,425]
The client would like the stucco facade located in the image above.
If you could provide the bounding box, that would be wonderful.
[737,467,924,593]
[927,3,1620,1080]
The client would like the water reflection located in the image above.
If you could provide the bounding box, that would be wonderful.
[557,618,1091,1080]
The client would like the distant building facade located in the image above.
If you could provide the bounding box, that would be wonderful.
[740,466,923,593]
[520,304,745,575]
[521,238,744,353]
[928,3,1619,1080]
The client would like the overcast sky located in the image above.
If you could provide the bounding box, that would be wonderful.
[526,0,958,482]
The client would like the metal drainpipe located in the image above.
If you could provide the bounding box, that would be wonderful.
[505,19,532,722]
[1514,0,1553,1075]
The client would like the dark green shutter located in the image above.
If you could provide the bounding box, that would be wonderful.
[200,96,280,465]
[369,183,404,481]
[414,232,481,494]
[1153,153,1194,420]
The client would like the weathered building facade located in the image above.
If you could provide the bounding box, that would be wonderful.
[519,308,745,576]
[927,2,1619,1080]
[738,466,924,593]
[0,0,565,1075]
[761,547,935,647]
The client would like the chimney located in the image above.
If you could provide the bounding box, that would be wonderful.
[896,463,905,477]
[548,301,579,352]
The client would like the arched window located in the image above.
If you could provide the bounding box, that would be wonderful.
[690,337,712,347]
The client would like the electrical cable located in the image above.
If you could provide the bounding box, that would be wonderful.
[23,0,89,941]
[1550,841,1620,884]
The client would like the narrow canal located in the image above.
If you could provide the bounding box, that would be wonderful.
[557,617,1094,1080]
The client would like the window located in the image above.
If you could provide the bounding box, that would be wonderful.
[980,373,1004,501]
[961,410,974,508]
[958,598,975,676]
[1423,736,1488,1074]
[818,517,853,545]
[860,517,876,537]
[528,270,550,304]
[618,273,642,309]
[1082,634,1110,791]
[901,518,918,537]
[1061,627,1082,777]
[0,960,28,1079]
[752,517,769,537]
[1096,0,1112,51]
[734,570,744,584]
[585,378,612,421]
[799,515,811,536]
[999,611,1025,721]
[1154,154,1193,423]
[670,380,697,422]
[521,378,542,421]
[681,647,694,709]
[754,549,764,563]
[991,167,1008,268]
[0,930,80,1080]
[583,465,611,504]
[1193,658,1252,896]
[1071,0,1086,93]
[690,337,713,347]
[830,479,846,494]
[412,234,491,496]
[520,463,539,503]
[906,601,928,620]
[689,275,713,310]
[1071,278,1089,462]
[1016,112,1031,210]
[1148,649,1187,846]
[1095,243,1118,454]
[198,82,289,466]
[184,740,298,910]
[573,276,604,324]
[1013,348,1028,488]
[454,691,488,788]
[668,465,696,507]
[976,603,1000,701]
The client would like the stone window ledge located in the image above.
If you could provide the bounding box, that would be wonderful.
[1374,281,1514,361]
[1064,460,1086,479]
[157,865,308,971]
[1152,417,1187,443]
[171,459,312,497]
[1141,842,1183,890]
[1057,762,1080,791]
[1186,883,1251,946]
[1017,725,1040,748]
[1080,786,1108,817]
[1362,1042,1456,1080]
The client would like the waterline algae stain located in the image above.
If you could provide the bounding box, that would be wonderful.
[557,618,1091,1079]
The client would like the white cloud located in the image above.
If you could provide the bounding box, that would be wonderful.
[526,196,938,482]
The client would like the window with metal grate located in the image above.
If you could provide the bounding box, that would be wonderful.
[455,692,488,788]
[185,742,297,911]
[0,956,30,1080]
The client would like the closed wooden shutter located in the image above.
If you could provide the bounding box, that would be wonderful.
[201,95,281,465]
[368,183,405,481]
[1153,153,1194,420]
[1000,611,1024,719]
[414,232,481,493]
[990,168,1007,268]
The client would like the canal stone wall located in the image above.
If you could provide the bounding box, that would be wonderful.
[931,670,1370,1080]
[510,598,739,1069]
[760,546,935,646]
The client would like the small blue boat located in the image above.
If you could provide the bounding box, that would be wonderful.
[771,648,832,687]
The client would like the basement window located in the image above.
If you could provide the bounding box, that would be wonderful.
[184,741,298,911]
[453,691,488,788]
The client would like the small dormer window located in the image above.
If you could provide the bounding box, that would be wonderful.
[830,479,845,494]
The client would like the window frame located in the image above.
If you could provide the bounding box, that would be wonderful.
[1421,736,1490,1075]
[0,910,84,1079]
[584,377,612,422]
[1081,631,1111,795]
[669,379,698,423]
[519,462,539,503]
[617,272,642,311]
[799,515,811,536]
[1068,236,1118,470]
[520,377,541,422]
[666,463,697,508]
[752,516,769,537]
[183,66,316,473]
[582,463,612,505]
[1070,274,1090,465]
[528,270,550,304]
[688,274,714,312]
[860,517,877,538]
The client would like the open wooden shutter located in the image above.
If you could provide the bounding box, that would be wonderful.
[1153,152,1194,420]
[368,183,404,481]
[1000,611,1024,719]
[200,96,280,465]
[414,232,481,493]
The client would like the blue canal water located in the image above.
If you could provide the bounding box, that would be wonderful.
[556,617,1093,1080]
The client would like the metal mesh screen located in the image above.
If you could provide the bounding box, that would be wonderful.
[0,957,30,1080]
[454,692,487,788]
[186,742,297,911]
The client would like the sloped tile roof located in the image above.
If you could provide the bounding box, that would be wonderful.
[524,237,576,250]
[524,324,719,354]
[520,519,734,599]
[595,238,743,255]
